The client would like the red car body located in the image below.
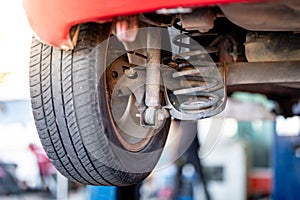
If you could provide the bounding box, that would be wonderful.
[23,0,263,48]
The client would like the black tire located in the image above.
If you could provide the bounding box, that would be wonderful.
[29,23,170,186]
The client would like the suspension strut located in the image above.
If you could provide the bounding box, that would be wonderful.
[144,28,162,126]
[163,32,226,120]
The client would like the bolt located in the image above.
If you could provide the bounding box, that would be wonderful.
[124,68,137,79]
[158,109,170,121]
[158,112,164,121]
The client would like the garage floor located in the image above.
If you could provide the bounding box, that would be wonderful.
[0,188,87,200]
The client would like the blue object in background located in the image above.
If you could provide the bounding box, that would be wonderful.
[273,132,300,199]
[0,100,32,125]
[88,186,116,200]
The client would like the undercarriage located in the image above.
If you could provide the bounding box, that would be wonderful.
[109,0,300,124]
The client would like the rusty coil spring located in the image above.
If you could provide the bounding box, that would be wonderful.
[169,32,224,119]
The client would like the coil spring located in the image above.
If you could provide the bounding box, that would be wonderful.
[168,32,225,120]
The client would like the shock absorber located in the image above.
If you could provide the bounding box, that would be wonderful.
[163,32,226,120]
[144,27,162,126]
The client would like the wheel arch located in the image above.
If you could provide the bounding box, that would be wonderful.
[23,0,261,49]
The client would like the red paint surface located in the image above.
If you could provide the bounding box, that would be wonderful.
[249,174,272,195]
[23,0,266,48]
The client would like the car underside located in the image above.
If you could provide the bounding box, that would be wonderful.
[24,0,300,186]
